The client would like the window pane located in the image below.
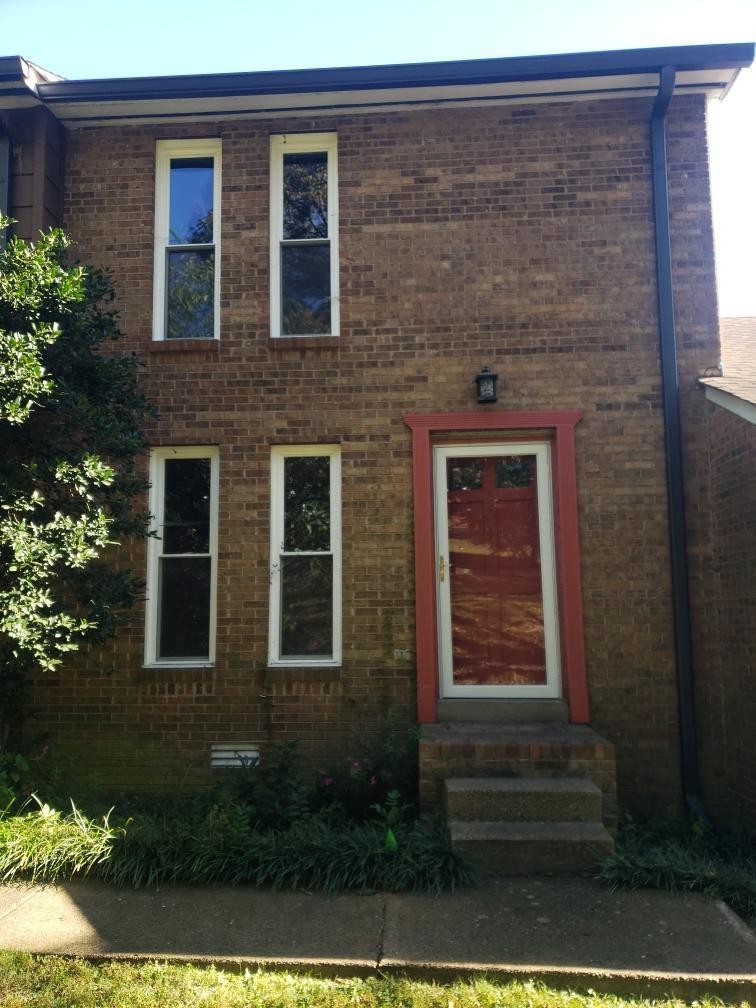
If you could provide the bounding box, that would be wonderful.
[495,456,535,488]
[280,554,332,658]
[169,158,213,245]
[281,243,330,335]
[283,455,330,551]
[167,248,214,339]
[283,151,327,239]
[158,556,211,658]
[163,458,210,553]
[448,459,483,491]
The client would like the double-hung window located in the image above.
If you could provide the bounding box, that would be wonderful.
[268,446,341,665]
[269,133,339,339]
[145,447,219,665]
[153,139,221,341]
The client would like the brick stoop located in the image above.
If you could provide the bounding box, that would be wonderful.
[420,722,617,874]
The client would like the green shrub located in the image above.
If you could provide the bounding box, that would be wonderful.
[101,801,473,893]
[221,741,312,829]
[0,797,121,882]
[0,752,30,814]
[597,813,756,924]
[0,793,474,894]
[314,728,419,822]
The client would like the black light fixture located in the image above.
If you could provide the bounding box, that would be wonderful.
[474,366,498,404]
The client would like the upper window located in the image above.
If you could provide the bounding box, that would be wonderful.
[268,446,341,665]
[269,133,339,339]
[153,139,221,341]
[145,446,219,665]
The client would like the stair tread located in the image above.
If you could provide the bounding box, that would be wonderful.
[445,777,601,795]
[450,820,613,842]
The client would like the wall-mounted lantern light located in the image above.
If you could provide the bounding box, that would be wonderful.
[475,366,498,404]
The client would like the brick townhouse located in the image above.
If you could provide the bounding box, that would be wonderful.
[1,43,753,854]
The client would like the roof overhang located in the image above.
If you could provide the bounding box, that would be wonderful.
[0,43,752,127]
[700,378,756,424]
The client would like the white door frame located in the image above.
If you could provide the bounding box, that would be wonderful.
[433,442,562,698]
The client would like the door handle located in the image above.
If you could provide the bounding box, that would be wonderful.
[439,555,446,582]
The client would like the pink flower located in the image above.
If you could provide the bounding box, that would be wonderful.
[323,777,333,786]
[369,776,377,786]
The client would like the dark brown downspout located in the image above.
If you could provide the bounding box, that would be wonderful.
[0,121,9,247]
[650,66,706,819]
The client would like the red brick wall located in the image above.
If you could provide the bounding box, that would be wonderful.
[25,94,720,809]
[697,401,756,827]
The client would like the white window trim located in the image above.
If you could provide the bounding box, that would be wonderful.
[268,445,342,667]
[145,446,220,668]
[153,139,222,342]
[269,132,339,340]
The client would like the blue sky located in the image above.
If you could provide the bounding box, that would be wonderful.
[4,0,755,314]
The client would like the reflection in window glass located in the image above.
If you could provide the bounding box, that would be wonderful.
[283,152,327,239]
[284,456,330,551]
[280,554,333,658]
[281,244,331,335]
[163,458,210,553]
[167,248,214,340]
[272,136,336,339]
[448,459,483,491]
[169,158,213,245]
[158,556,211,658]
[270,448,340,664]
[149,450,216,664]
[495,456,535,488]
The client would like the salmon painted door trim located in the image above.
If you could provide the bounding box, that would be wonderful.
[403,410,589,724]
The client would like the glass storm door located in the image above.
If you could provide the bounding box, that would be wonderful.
[434,443,561,698]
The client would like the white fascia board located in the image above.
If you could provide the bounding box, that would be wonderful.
[703,384,756,425]
[48,68,735,127]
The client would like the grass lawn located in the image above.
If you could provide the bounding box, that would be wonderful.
[0,953,746,1008]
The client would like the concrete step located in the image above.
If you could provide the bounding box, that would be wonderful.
[418,723,618,831]
[449,820,614,875]
[445,777,603,823]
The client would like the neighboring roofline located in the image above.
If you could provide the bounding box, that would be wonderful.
[0,42,752,126]
[700,380,756,425]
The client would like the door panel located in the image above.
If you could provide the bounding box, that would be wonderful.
[435,444,560,698]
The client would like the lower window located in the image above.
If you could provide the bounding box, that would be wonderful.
[268,445,341,665]
[145,446,219,665]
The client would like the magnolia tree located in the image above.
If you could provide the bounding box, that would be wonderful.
[0,218,150,746]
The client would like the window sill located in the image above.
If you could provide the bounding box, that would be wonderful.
[269,336,339,350]
[145,339,221,354]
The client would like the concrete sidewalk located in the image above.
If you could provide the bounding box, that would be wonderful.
[1,877,755,1002]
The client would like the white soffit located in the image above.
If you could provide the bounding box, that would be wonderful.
[702,383,756,425]
[40,69,734,127]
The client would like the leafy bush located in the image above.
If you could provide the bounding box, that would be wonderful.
[597,813,756,924]
[0,797,121,882]
[103,804,473,893]
[221,741,312,829]
[314,728,419,822]
[0,752,30,814]
[0,793,473,894]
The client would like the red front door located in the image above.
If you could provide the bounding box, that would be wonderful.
[435,444,560,697]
